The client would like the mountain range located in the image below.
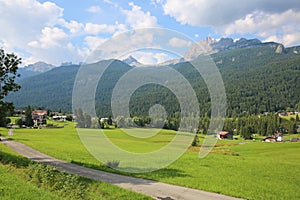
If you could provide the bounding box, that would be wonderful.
[184,37,282,61]
[6,38,300,117]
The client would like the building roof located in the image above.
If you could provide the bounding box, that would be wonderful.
[32,110,47,115]
[218,131,229,136]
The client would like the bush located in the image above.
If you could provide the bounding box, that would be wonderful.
[191,134,200,146]
[106,160,120,168]
[26,164,87,199]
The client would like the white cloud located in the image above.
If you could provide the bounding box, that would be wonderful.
[122,2,158,28]
[223,9,300,46]
[160,0,300,46]
[168,37,192,48]
[0,0,74,65]
[0,0,63,51]
[86,5,101,13]
[84,36,107,50]
[0,0,130,65]
[161,0,300,26]
[283,34,300,47]
[59,19,84,34]
[154,53,172,64]
[84,22,126,34]
[28,27,68,49]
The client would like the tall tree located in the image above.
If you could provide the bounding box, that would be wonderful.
[24,106,34,127]
[0,49,21,126]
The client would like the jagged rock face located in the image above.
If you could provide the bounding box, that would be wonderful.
[184,37,216,61]
[24,61,56,73]
[275,44,285,54]
[122,56,141,66]
[184,37,280,61]
[235,38,262,48]
[211,38,234,51]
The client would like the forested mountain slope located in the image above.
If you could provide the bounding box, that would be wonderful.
[7,45,300,117]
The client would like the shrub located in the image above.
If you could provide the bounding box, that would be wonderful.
[26,163,87,199]
[106,160,120,168]
[191,134,199,146]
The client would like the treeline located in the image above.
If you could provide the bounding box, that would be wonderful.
[223,113,299,139]
[74,108,113,129]
[75,106,299,140]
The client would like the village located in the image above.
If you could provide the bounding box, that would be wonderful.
[9,108,300,143]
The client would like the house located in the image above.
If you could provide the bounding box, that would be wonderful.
[261,136,277,142]
[217,131,233,140]
[32,110,47,126]
[278,112,288,117]
[52,115,67,121]
[274,132,284,142]
[14,109,25,115]
[100,117,109,123]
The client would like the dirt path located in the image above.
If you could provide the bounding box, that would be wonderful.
[7,128,13,136]
[0,137,242,200]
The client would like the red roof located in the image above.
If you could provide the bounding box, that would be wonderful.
[32,110,47,115]
[219,131,229,135]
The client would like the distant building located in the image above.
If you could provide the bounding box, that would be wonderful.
[278,112,288,117]
[52,115,67,121]
[274,133,284,142]
[217,131,233,140]
[261,136,277,142]
[14,109,25,115]
[100,117,109,123]
[32,110,47,126]
[262,133,284,142]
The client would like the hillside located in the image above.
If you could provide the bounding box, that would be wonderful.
[6,44,300,117]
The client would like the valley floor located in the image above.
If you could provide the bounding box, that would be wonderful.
[0,137,241,200]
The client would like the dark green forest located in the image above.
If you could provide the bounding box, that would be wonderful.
[6,45,300,118]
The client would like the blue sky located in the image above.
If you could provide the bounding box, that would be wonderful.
[0,0,300,66]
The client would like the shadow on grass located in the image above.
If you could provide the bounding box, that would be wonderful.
[0,150,31,167]
[70,160,190,181]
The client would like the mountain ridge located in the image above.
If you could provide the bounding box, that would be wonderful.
[184,37,281,61]
[7,44,300,117]
[18,61,56,79]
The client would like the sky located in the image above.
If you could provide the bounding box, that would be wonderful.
[0,0,300,66]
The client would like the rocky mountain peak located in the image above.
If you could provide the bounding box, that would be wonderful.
[24,61,56,73]
[122,56,142,67]
[275,44,285,54]
[184,37,280,61]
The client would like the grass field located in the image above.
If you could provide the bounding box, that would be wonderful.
[1,122,300,200]
[0,134,151,200]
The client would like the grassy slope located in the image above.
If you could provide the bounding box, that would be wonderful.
[2,123,300,200]
[0,133,151,200]
[0,165,61,200]
[0,143,62,200]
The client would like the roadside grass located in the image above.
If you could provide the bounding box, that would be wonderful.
[0,142,152,200]
[3,122,300,200]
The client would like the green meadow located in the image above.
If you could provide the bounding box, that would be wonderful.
[0,127,151,200]
[1,122,300,200]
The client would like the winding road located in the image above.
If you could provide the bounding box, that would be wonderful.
[0,137,242,200]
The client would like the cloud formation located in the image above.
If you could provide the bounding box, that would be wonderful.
[161,0,300,46]
[123,2,158,28]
